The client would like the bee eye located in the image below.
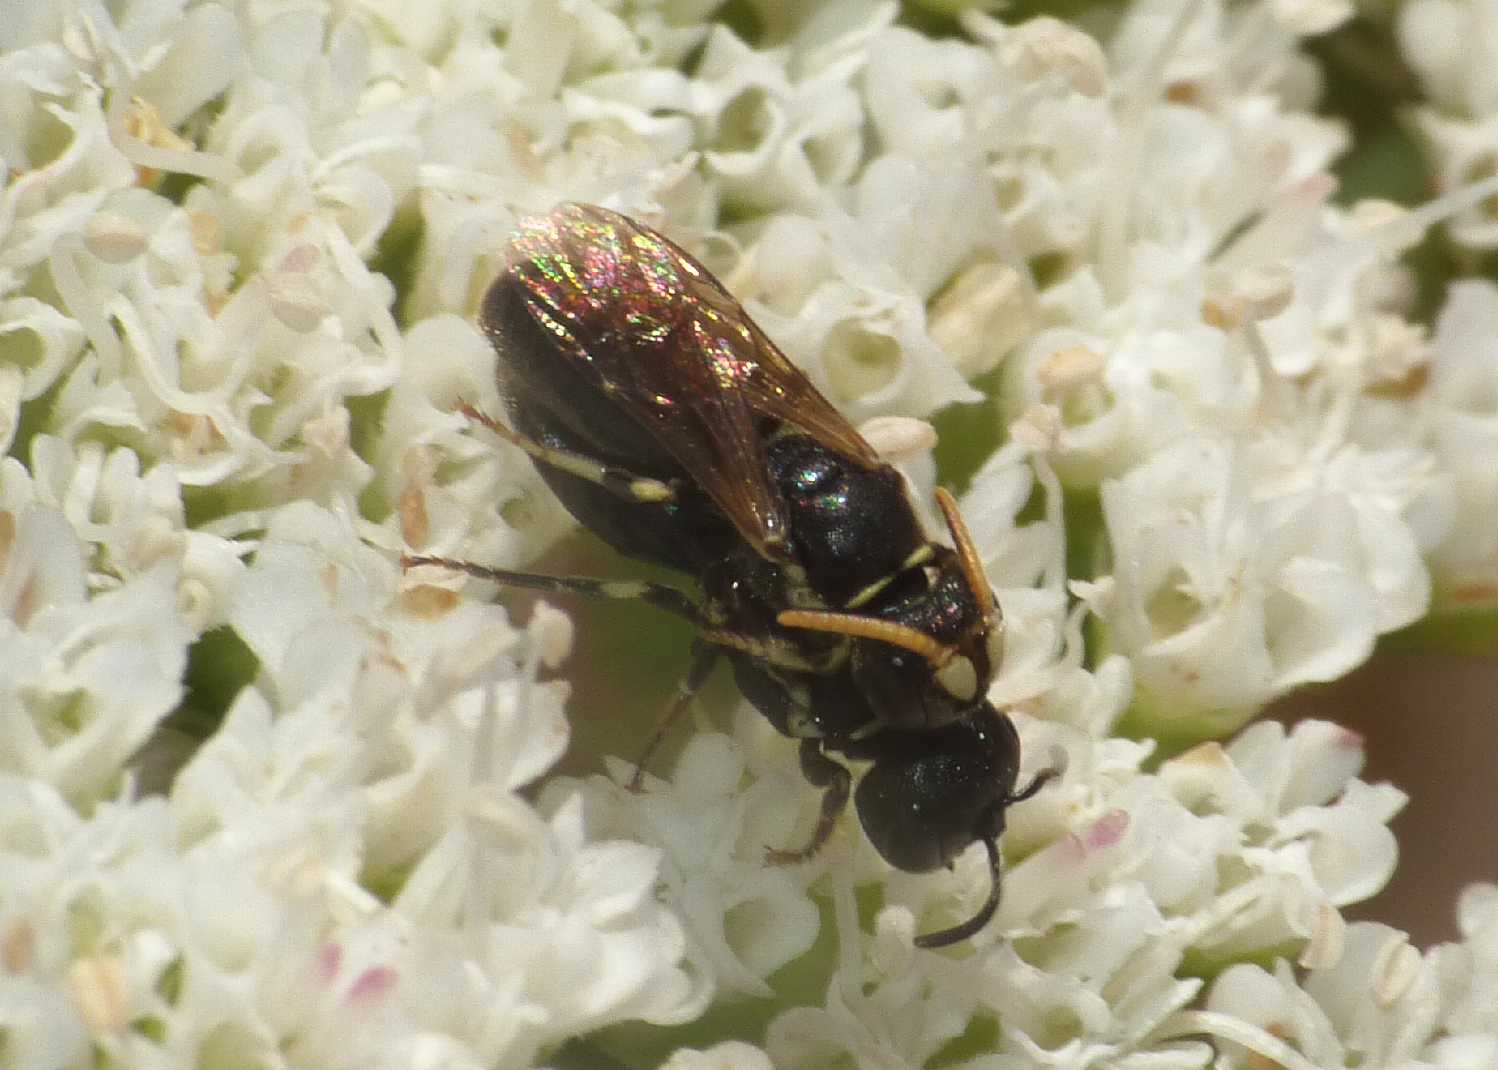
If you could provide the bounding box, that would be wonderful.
[934,655,978,703]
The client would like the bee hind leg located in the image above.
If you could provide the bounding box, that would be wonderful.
[399,555,701,623]
[457,401,678,506]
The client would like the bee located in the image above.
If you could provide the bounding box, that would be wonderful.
[404,203,1055,947]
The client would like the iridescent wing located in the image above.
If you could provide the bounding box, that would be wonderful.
[498,202,878,561]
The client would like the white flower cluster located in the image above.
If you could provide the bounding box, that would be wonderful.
[1378,0,1498,608]
[2,495,706,1068]
[1394,0,1498,608]
[978,3,1483,738]
[1199,890,1498,1070]
[1420,280,1498,601]
[4,4,706,1061]
[3,0,1497,1067]
[1399,0,1498,250]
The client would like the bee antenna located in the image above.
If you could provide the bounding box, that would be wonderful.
[776,609,955,667]
[934,487,996,625]
[914,835,1003,949]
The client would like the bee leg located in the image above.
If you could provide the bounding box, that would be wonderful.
[400,555,701,622]
[1009,764,1061,805]
[628,643,720,792]
[457,402,678,505]
[765,740,851,866]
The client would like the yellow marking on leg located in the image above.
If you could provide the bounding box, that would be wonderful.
[455,401,676,504]
[629,478,675,503]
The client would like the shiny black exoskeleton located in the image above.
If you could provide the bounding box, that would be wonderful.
[403,204,1054,948]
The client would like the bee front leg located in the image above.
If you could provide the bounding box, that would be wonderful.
[765,739,851,866]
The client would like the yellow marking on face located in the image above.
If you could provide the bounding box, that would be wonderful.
[844,543,933,609]
[935,656,978,703]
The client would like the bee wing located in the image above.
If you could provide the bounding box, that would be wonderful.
[504,203,878,560]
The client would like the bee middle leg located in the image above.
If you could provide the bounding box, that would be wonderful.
[628,642,720,791]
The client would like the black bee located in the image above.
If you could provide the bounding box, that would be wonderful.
[404,203,1055,947]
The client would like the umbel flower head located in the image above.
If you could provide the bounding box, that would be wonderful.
[2,1,1497,1069]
